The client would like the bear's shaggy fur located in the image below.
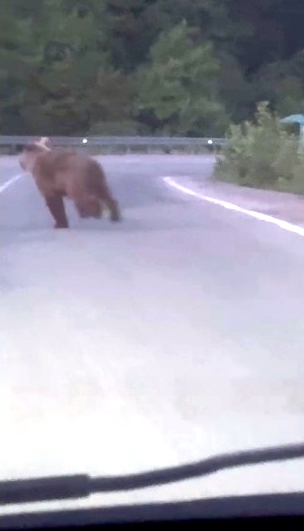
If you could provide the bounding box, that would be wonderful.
[19,138,121,228]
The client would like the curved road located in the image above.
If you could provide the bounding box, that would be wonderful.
[1,154,304,512]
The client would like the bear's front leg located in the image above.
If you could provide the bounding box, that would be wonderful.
[45,194,69,228]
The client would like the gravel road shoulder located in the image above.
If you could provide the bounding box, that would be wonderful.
[188,174,304,228]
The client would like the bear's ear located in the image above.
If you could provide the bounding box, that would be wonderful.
[35,137,52,151]
[41,137,51,147]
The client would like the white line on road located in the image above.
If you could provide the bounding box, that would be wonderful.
[163,176,304,238]
[2,170,304,239]
[0,173,25,194]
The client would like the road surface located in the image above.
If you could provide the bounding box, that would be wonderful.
[1,154,304,513]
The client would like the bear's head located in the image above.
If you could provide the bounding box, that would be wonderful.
[19,137,52,172]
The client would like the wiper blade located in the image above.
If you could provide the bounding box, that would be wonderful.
[1,442,304,506]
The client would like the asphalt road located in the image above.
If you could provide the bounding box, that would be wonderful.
[1,154,304,513]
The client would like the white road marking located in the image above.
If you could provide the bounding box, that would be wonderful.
[0,173,25,193]
[163,176,304,238]
[2,169,304,239]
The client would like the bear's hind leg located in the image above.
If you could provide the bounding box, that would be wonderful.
[74,196,102,219]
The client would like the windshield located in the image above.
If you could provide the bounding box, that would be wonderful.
[1,0,304,517]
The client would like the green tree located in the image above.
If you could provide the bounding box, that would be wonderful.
[2,0,304,135]
[137,20,228,136]
[19,0,108,133]
[0,0,135,135]
[0,1,41,132]
[252,53,304,119]
[217,52,257,123]
[102,0,250,72]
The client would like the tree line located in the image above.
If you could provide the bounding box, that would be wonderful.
[1,0,304,137]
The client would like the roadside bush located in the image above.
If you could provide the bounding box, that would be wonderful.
[215,101,304,194]
[281,145,304,195]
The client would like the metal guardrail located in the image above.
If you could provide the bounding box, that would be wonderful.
[0,135,228,153]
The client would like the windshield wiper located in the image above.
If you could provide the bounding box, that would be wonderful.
[1,442,304,506]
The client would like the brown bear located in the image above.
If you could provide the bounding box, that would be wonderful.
[19,138,121,228]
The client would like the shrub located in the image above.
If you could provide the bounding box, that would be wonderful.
[215,101,304,194]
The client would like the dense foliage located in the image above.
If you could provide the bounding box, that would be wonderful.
[1,0,304,136]
[215,102,304,194]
